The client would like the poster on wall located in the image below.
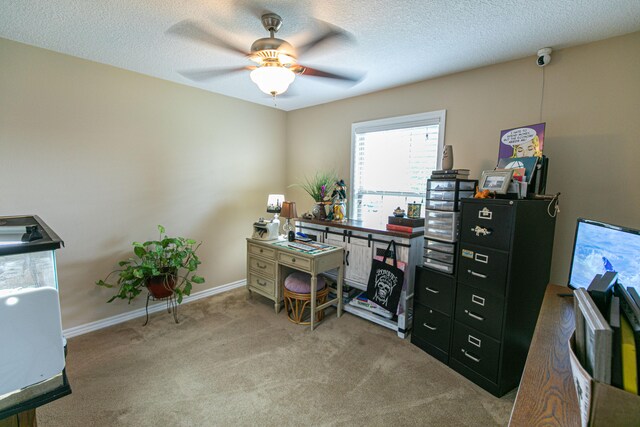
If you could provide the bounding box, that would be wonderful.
[498,122,545,161]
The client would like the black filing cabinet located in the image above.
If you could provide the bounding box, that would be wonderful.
[449,198,556,397]
[412,198,556,397]
[411,266,456,364]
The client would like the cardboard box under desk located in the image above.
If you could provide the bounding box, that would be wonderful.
[568,333,640,427]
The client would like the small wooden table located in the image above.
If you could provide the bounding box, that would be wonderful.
[246,238,345,330]
[509,284,580,426]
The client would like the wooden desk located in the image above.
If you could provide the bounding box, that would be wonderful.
[509,284,580,426]
[246,238,345,330]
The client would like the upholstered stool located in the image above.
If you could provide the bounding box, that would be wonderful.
[283,272,328,325]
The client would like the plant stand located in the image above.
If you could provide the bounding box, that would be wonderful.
[143,291,179,326]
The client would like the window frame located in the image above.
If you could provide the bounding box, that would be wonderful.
[349,110,447,221]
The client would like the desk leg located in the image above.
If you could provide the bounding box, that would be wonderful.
[337,263,344,318]
[310,274,317,331]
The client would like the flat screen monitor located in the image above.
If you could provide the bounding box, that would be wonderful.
[568,218,640,291]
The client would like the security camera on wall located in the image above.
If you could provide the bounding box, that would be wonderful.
[537,48,552,67]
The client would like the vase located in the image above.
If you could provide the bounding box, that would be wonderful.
[312,202,327,220]
[442,145,454,170]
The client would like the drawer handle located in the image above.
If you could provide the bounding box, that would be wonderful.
[465,310,484,322]
[345,250,350,266]
[257,262,267,269]
[291,258,296,263]
[425,286,440,294]
[471,225,492,236]
[475,253,489,264]
[256,279,267,287]
[423,323,437,331]
[259,249,264,253]
[462,350,481,363]
[467,270,487,279]
[478,208,493,220]
[471,294,485,306]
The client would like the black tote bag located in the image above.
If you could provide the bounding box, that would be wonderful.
[366,240,404,314]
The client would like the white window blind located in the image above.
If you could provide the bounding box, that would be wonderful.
[350,111,446,224]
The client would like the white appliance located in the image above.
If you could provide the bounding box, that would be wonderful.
[0,287,65,396]
[252,219,280,241]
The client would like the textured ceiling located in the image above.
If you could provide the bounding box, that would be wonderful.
[1,0,639,111]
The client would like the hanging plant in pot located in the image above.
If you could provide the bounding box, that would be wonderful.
[96,225,204,314]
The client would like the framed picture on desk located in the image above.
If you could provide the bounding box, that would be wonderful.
[479,169,514,194]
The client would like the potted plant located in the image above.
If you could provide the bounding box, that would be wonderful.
[96,225,205,305]
[292,171,338,219]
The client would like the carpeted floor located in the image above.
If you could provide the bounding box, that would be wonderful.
[38,288,516,426]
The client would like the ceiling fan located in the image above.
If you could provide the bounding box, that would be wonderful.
[167,12,362,97]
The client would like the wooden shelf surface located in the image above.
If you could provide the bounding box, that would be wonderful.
[509,284,580,426]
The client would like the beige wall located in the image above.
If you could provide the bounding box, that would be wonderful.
[0,38,287,329]
[286,31,640,286]
[2,32,639,330]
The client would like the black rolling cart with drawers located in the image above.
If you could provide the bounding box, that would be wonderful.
[412,198,556,397]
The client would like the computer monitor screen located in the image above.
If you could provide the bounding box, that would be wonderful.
[568,218,640,291]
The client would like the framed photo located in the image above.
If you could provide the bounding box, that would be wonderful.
[479,169,514,194]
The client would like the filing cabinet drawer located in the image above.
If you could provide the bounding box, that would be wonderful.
[247,272,275,296]
[248,256,276,278]
[413,303,452,352]
[248,243,276,260]
[414,266,455,315]
[455,284,505,339]
[460,202,513,251]
[278,252,311,271]
[451,321,501,382]
[458,244,508,295]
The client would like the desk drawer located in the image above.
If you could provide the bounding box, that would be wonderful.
[454,284,504,339]
[248,256,276,278]
[457,244,508,295]
[248,243,276,260]
[452,321,501,382]
[278,252,311,271]
[248,272,275,296]
[414,266,454,315]
[413,302,451,352]
[460,203,513,251]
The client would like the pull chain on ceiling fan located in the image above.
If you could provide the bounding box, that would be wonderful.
[167,12,363,98]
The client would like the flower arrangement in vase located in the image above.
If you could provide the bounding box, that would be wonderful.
[292,171,338,220]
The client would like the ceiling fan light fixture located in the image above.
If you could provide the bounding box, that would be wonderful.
[250,65,295,96]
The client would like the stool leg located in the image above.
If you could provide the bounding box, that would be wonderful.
[310,275,317,331]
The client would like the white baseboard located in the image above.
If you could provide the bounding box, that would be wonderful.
[63,280,246,338]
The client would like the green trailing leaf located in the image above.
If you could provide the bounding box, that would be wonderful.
[95,225,204,308]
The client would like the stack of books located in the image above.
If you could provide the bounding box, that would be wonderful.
[386,215,425,233]
[327,283,359,304]
[348,292,393,319]
[430,169,470,180]
[573,273,640,394]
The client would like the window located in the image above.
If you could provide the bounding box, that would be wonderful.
[350,110,446,225]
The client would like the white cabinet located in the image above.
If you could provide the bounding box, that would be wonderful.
[296,220,424,338]
[325,233,372,285]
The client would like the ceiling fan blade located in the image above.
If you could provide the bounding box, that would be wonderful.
[294,65,364,83]
[167,20,248,57]
[178,66,255,82]
[296,20,354,57]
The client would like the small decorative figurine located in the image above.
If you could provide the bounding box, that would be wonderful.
[393,207,405,217]
[474,186,494,199]
[442,145,454,170]
[330,179,348,222]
